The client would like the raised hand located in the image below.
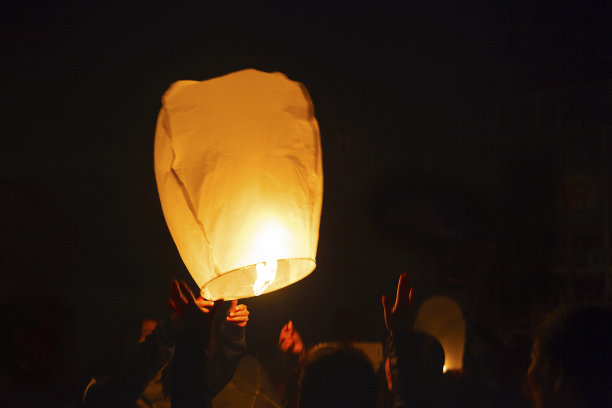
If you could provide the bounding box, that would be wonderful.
[279,320,304,355]
[226,299,250,328]
[168,280,222,408]
[168,279,222,334]
[382,272,414,334]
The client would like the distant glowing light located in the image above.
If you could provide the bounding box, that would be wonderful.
[414,296,466,373]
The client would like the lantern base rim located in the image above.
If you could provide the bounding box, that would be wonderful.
[200,257,316,300]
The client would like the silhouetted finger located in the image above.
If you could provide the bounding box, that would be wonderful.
[167,298,180,314]
[231,304,247,312]
[178,280,196,304]
[170,280,187,306]
[229,309,249,318]
[195,298,215,308]
[280,337,293,351]
[382,294,392,329]
[395,273,410,309]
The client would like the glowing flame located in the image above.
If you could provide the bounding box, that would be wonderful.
[249,220,287,296]
[443,364,447,373]
[254,259,277,296]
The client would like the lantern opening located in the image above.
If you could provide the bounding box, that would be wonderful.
[201,258,315,300]
[248,220,287,295]
[254,259,277,296]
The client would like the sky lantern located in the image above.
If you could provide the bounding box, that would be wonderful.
[154,69,323,300]
[414,296,466,373]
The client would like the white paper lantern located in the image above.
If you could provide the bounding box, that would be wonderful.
[154,69,323,300]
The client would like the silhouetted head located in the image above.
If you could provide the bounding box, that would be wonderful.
[527,305,612,408]
[385,331,445,407]
[298,343,377,408]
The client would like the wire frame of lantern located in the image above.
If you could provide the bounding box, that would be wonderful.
[154,69,323,300]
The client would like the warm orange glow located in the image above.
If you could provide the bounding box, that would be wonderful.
[254,260,277,296]
[414,296,466,372]
[249,220,286,295]
[154,69,323,300]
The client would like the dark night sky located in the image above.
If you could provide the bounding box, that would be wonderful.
[1,0,611,376]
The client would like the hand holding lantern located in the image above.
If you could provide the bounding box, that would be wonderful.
[226,299,249,328]
[168,279,223,336]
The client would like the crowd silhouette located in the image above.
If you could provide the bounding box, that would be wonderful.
[1,274,610,407]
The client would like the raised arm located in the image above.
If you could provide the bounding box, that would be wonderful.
[169,279,222,408]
